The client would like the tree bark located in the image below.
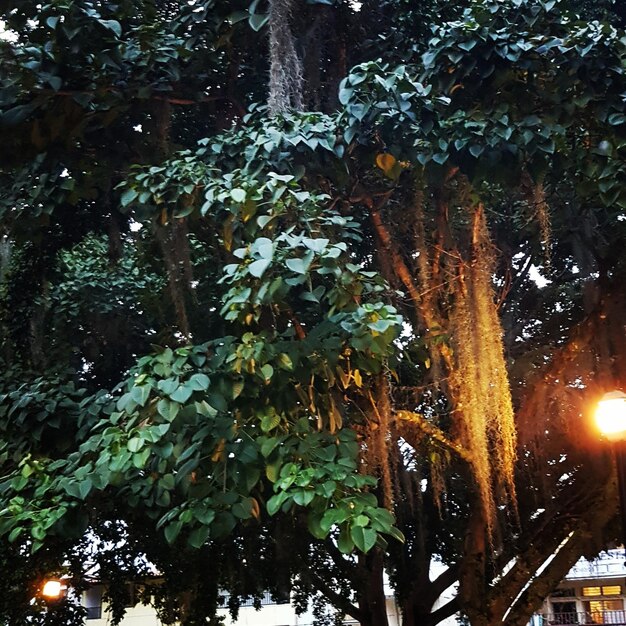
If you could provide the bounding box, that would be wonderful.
[268,0,303,114]
[356,549,390,626]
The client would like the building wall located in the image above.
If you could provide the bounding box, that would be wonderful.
[532,550,626,625]
[82,590,402,626]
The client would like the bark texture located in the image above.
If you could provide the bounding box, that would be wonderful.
[268,0,304,115]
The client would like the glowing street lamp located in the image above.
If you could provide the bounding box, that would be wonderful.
[595,390,626,558]
[41,579,65,601]
[595,391,626,441]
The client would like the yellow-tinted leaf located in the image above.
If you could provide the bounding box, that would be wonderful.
[375,153,396,173]
[211,438,225,462]
[250,497,260,520]
[223,216,233,252]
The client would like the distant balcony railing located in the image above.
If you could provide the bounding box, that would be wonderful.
[85,606,102,620]
[532,611,626,625]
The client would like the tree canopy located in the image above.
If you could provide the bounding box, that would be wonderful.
[1,1,626,625]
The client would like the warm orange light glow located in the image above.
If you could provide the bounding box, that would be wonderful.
[595,391,626,441]
[41,580,63,599]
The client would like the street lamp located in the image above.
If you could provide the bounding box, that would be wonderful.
[41,579,65,601]
[594,390,626,559]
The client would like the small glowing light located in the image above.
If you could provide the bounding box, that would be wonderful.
[41,580,63,599]
[595,391,626,441]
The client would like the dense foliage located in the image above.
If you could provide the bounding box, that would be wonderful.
[1,0,626,625]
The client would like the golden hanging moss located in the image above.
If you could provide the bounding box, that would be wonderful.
[450,206,517,536]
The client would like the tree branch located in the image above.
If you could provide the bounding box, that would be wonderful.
[370,206,422,313]
[300,565,363,623]
[430,564,459,600]
[428,597,460,626]
[395,410,472,465]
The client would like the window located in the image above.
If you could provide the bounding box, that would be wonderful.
[551,588,576,598]
[583,587,602,597]
[583,599,624,624]
[550,600,577,624]
[84,587,102,620]
[582,585,622,597]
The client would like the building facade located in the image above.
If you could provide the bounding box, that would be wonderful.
[531,550,626,625]
[80,587,402,626]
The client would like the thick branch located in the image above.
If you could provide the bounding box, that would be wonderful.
[370,208,422,313]
[502,470,617,626]
[395,410,472,465]
[301,566,363,623]
[489,463,615,621]
[430,564,459,600]
[428,597,460,626]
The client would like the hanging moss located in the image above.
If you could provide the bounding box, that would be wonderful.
[449,206,517,536]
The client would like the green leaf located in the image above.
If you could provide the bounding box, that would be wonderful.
[158,378,178,395]
[307,514,327,539]
[232,499,253,519]
[131,384,150,407]
[303,238,329,253]
[248,258,272,278]
[230,188,246,203]
[248,12,269,31]
[337,525,354,553]
[127,437,144,453]
[350,525,377,553]
[277,353,293,371]
[98,19,122,37]
[286,251,314,275]
[195,400,218,418]
[188,525,210,549]
[232,380,244,400]
[187,374,210,391]
[266,460,281,482]
[339,87,354,105]
[261,410,280,432]
[293,489,315,506]
[164,520,183,544]
[259,364,274,383]
[267,492,289,515]
[170,385,193,404]
[261,436,280,457]
[193,508,215,525]
[157,399,180,421]
[78,479,92,500]
[120,188,138,207]
[386,525,405,543]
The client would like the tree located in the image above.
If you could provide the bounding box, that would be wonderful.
[0,1,625,626]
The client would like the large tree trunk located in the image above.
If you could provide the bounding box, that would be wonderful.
[356,549,390,626]
[267,0,303,115]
